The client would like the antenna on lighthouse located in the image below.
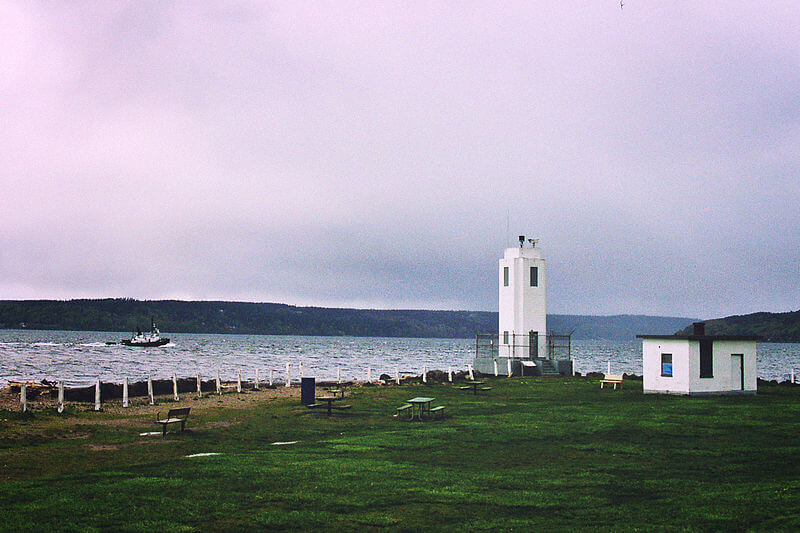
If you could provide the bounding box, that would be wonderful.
[518,235,525,248]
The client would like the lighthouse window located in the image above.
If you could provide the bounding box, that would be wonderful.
[503,331,509,344]
[530,267,538,287]
[503,267,509,286]
[661,353,672,377]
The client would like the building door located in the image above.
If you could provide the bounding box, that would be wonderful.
[529,331,538,359]
[731,354,744,390]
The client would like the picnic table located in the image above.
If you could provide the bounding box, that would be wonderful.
[459,380,490,395]
[311,395,347,416]
[407,397,435,421]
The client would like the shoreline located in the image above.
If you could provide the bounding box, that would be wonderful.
[5,371,800,414]
[0,371,470,413]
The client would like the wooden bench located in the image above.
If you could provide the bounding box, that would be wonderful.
[395,404,412,419]
[430,405,446,419]
[156,407,191,436]
[600,375,624,390]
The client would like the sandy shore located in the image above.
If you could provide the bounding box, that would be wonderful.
[0,370,463,414]
[0,382,305,414]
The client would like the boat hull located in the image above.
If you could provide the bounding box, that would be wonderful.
[120,338,170,347]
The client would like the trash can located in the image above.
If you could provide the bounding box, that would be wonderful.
[301,377,316,405]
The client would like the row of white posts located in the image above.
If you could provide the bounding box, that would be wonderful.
[17,361,639,412]
[19,363,480,412]
[22,359,695,413]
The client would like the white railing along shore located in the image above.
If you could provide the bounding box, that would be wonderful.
[11,361,482,413]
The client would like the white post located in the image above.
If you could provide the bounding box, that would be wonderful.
[57,381,64,413]
[396,366,400,385]
[123,377,129,407]
[571,359,575,376]
[254,369,260,390]
[172,374,179,401]
[237,370,242,393]
[299,361,304,378]
[792,368,795,383]
[423,366,427,383]
[285,363,291,387]
[20,384,27,413]
[494,360,498,377]
[468,364,474,380]
[607,361,611,375]
[269,368,274,387]
[94,379,101,411]
[448,366,453,382]
[508,358,513,377]
[216,371,222,395]
[337,366,341,384]
[367,367,372,383]
[197,374,202,398]
[147,375,154,405]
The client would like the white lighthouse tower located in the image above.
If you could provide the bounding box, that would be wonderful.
[498,235,547,359]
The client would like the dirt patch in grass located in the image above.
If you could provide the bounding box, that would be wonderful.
[87,443,121,451]
[202,421,235,428]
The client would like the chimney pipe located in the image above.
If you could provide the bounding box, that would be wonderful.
[693,322,705,336]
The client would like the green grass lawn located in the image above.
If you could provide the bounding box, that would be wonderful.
[3,377,800,531]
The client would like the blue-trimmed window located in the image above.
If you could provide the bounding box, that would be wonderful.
[530,266,538,287]
[503,267,509,286]
[661,353,672,377]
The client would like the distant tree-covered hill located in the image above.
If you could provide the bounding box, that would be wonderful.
[677,310,800,342]
[548,314,698,340]
[0,299,695,340]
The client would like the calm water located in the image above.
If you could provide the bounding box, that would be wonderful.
[1,329,798,386]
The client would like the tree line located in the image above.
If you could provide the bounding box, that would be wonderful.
[0,299,708,340]
[677,310,800,342]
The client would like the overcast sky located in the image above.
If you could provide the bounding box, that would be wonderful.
[1,2,798,318]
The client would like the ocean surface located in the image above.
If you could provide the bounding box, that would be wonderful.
[1,329,798,386]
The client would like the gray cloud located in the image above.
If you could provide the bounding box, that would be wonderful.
[1,2,799,318]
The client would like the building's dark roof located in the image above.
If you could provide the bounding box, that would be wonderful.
[636,334,762,341]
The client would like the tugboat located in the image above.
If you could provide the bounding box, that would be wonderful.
[121,318,170,347]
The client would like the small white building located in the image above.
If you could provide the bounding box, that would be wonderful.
[637,322,760,395]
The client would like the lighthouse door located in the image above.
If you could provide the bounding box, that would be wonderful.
[529,331,539,358]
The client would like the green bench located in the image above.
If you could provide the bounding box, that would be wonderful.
[395,404,412,419]
[430,405,446,419]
